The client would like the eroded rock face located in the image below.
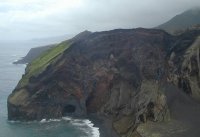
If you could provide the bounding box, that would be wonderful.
[167,32,200,101]
[7,28,200,137]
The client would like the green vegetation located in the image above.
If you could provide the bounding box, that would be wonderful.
[19,41,71,87]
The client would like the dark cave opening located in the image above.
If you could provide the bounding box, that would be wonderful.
[147,102,155,121]
[178,78,192,95]
[139,114,146,123]
[62,105,76,115]
[138,102,156,123]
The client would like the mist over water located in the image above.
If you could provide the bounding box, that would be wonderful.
[0,42,99,137]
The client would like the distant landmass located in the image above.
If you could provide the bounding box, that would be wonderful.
[14,45,55,64]
[31,34,73,44]
[157,8,200,33]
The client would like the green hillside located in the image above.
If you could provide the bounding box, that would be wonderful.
[18,41,71,87]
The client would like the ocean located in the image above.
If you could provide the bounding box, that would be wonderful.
[0,41,99,137]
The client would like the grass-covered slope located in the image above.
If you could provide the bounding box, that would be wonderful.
[13,44,56,64]
[18,41,71,87]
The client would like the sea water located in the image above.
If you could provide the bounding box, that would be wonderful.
[0,41,99,137]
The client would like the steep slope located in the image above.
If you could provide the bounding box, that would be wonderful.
[14,44,55,64]
[157,8,200,33]
[7,28,200,137]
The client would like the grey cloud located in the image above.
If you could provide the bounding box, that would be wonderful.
[1,0,200,40]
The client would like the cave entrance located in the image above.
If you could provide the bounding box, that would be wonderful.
[62,105,76,115]
[139,114,146,123]
[147,102,155,121]
[178,78,192,95]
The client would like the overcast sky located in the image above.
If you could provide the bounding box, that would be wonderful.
[0,0,200,40]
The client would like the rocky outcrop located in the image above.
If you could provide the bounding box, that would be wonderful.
[7,28,200,137]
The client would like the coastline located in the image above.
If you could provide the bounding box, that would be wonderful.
[7,116,101,137]
[88,114,120,137]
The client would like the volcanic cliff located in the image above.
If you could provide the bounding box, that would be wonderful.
[8,28,200,137]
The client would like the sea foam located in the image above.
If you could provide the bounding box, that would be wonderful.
[8,116,100,137]
[40,118,61,123]
[62,116,100,137]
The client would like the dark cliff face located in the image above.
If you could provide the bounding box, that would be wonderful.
[7,28,200,137]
